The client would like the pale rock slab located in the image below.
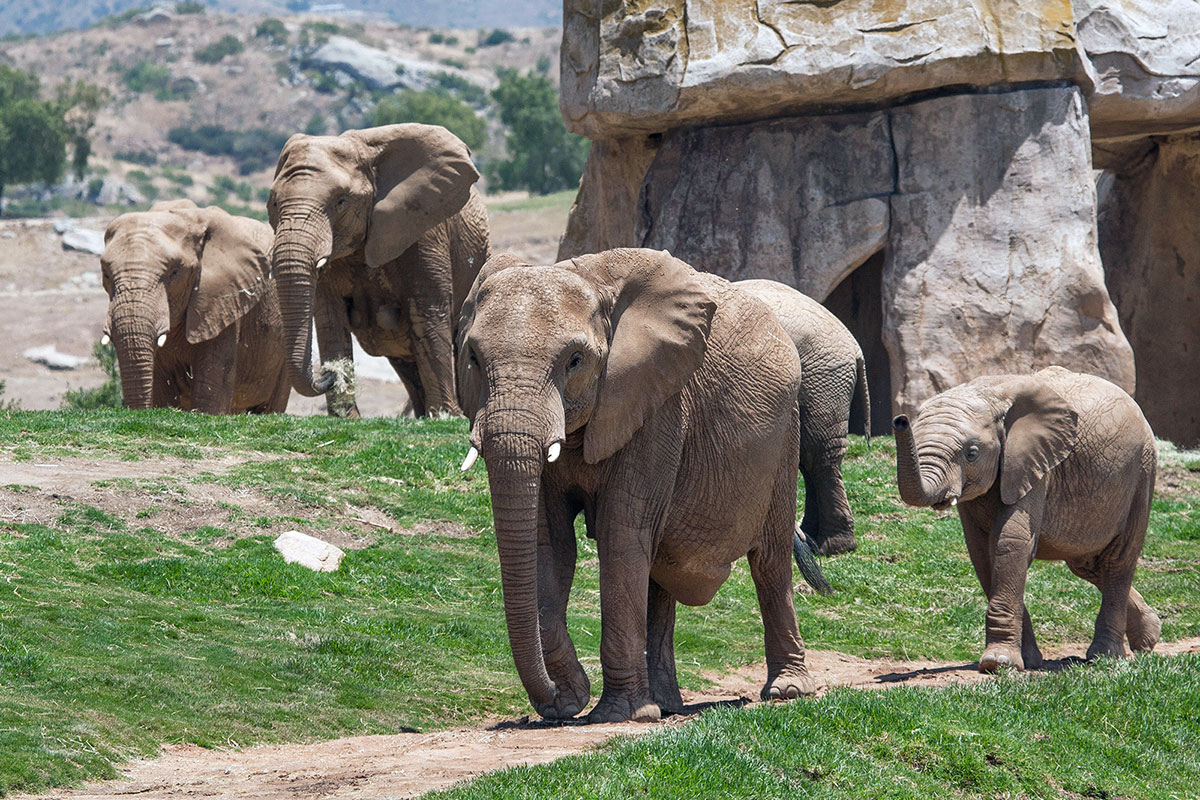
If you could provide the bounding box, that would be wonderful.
[274,531,345,573]
[1097,135,1200,446]
[563,0,1091,138]
[885,85,1134,415]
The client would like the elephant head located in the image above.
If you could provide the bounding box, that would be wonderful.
[267,123,480,397]
[101,201,271,409]
[892,376,1079,510]
[456,248,715,715]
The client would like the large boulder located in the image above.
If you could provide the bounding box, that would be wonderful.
[562,0,1092,138]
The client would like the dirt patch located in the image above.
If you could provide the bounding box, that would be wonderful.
[0,454,383,549]
[14,638,1200,800]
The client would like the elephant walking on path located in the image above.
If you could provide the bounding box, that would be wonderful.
[101,200,289,413]
[457,249,817,723]
[893,366,1160,672]
[737,279,869,556]
[268,123,489,417]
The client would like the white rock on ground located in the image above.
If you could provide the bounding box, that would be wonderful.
[274,531,345,573]
[59,225,106,256]
[23,345,88,370]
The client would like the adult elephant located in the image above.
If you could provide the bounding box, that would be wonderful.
[268,123,489,417]
[100,200,289,413]
[893,366,1160,672]
[736,279,869,556]
[457,249,817,723]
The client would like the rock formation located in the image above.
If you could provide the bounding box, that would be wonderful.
[558,0,1200,443]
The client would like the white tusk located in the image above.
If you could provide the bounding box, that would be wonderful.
[950,497,958,507]
[547,442,561,463]
[100,333,110,346]
[156,333,167,348]
[316,257,328,269]
[460,446,479,472]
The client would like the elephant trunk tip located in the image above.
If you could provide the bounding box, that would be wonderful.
[893,415,910,432]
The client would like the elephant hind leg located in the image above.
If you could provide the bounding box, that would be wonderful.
[646,579,682,714]
[388,357,426,419]
[798,414,856,556]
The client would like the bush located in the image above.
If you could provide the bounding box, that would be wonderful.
[122,61,169,94]
[174,1,205,14]
[254,18,288,46]
[369,89,485,151]
[115,149,158,166]
[162,167,193,186]
[194,35,243,65]
[486,69,589,194]
[439,57,466,69]
[0,379,19,410]
[167,124,290,174]
[428,32,444,44]
[304,113,326,135]
[62,342,122,410]
[479,29,515,47]
[430,72,487,107]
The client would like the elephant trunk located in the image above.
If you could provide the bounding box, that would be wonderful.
[271,212,335,398]
[109,291,167,409]
[893,415,949,507]
[474,383,567,715]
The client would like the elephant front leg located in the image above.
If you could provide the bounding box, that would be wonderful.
[1124,586,1161,654]
[979,488,1045,672]
[538,501,589,716]
[316,284,359,418]
[646,579,682,714]
[962,505,1041,670]
[406,296,460,416]
[190,325,238,413]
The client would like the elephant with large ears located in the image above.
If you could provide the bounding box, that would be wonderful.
[457,248,816,723]
[892,366,1160,672]
[268,123,489,417]
[100,200,289,413]
[737,279,870,556]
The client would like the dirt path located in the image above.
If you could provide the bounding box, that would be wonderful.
[14,638,1200,800]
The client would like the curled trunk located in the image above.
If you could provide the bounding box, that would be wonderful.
[271,216,335,397]
[893,415,944,507]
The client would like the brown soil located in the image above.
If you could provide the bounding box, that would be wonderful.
[12,638,1200,800]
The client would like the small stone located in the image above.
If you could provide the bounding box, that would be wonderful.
[273,531,345,573]
[23,345,88,371]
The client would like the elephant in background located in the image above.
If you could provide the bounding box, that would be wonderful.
[100,200,289,413]
[737,279,869,556]
[893,366,1160,672]
[457,248,816,723]
[268,123,489,418]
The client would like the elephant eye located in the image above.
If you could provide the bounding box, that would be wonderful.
[566,351,583,371]
[965,444,980,462]
[468,349,479,369]
[337,195,348,208]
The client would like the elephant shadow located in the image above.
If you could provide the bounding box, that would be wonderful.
[874,655,1088,685]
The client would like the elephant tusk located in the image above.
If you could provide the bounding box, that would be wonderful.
[156,333,167,348]
[316,257,328,269]
[950,497,958,507]
[100,333,110,346]
[460,446,479,472]
[547,442,561,463]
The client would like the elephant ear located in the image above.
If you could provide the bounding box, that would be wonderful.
[999,377,1079,505]
[184,207,273,344]
[359,124,480,269]
[456,253,532,421]
[574,249,716,464]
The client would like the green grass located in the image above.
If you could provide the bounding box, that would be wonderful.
[430,655,1200,799]
[1,410,1198,796]
[485,188,576,214]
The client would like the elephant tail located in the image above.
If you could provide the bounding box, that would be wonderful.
[793,526,832,594]
[852,354,871,448]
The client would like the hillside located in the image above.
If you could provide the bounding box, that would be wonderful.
[0,11,560,215]
[0,0,562,38]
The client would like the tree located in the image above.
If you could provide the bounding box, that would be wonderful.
[369,89,486,151]
[56,79,109,180]
[486,69,589,195]
[0,66,67,215]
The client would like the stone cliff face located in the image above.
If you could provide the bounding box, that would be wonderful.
[558,0,1200,444]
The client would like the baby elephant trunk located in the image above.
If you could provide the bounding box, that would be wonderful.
[893,415,945,507]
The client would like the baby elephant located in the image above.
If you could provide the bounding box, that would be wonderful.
[101,200,289,413]
[892,366,1159,672]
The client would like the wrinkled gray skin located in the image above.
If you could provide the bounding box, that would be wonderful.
[737,279,869,556]
[893,366,1160,672]
[458,249,815,723]
[268,124,489,417]
[101,200,289,413]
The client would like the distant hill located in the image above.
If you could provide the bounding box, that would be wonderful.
[0,0,562,38]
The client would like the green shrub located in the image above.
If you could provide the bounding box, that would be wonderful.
[161,167,193,186]
[254,18,288,46]
[194,35,244,65]
[486,69,589,194]
[0,379,19,410]
[478,29,515,47]
[428,32,444,44]
[174,1,206,14]
[122,61,169,94]
[304,112,326,135]
[167,124,290,174]
[115,149,157,166]
[62,342,122,410]
[430,72,487,106]
[370,89,485,150]
[439,57,466,70]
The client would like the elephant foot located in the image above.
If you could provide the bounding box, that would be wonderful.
[586,692,660,724]
[813,533,857,557]
[1127,609,1162,654]
[1085,638,1128,662]
[979,643,1024,673]
[533,687,587,721]
[546,659,591,717]
[760,666,816,701]
[649,670,683,716]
